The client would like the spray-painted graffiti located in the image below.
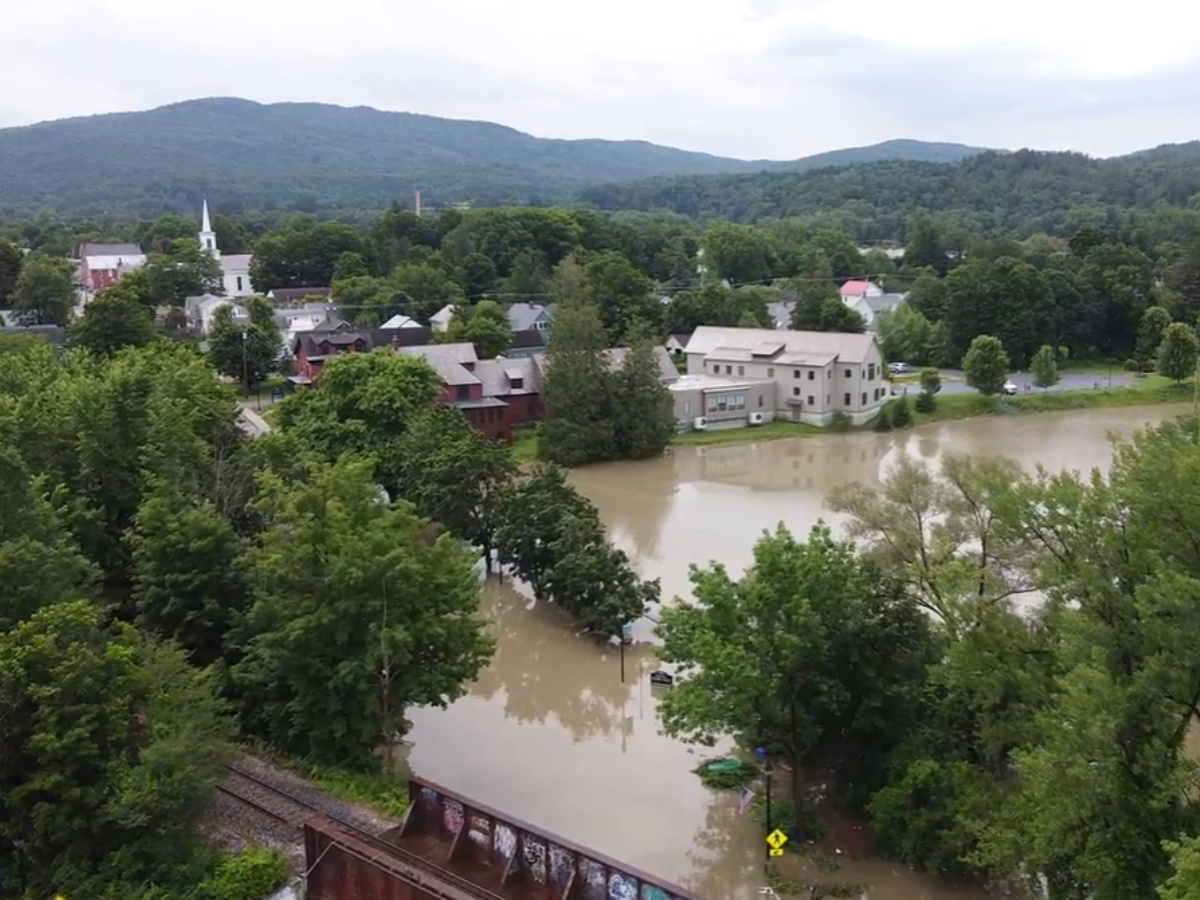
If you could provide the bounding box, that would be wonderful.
[609,872,637,900]
[493,823,517,864]
[640,886,669,900]
[468,814,490,848]
[522,838,547,883]
[581,859,606,900]
[549,844,574,886]
[442,799,464,836]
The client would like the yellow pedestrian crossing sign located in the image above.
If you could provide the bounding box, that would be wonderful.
[766,828,788,856]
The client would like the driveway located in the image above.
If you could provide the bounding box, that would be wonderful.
[890,369,1133,397]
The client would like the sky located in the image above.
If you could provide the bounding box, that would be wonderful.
[4,0,1200,160]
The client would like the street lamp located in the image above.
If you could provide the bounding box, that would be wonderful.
[754,746,772,873]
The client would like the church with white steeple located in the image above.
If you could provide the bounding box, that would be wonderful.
[199,200,254,298]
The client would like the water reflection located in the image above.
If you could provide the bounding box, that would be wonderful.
[409,405,1187,900]
[470,582,656,743]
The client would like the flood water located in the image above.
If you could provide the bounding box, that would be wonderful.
[406,405,1190,900]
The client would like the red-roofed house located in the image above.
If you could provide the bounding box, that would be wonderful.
[839,280,883,302]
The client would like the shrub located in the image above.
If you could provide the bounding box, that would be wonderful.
[828,410,852,432]
[914,391,936,414]
[194,848,289,900]
[874,405,893,432]
[1124,358,1140,372]
[891,396,913,428]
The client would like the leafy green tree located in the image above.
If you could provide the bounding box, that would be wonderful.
[905,269,948,321]
[874,403,893,431]
[890,395,913,427]
[700,222,774,284]
[582,250,660,342]
[658,523,935,836]
[273,348,441,495]
[69,286,158,356]
[612,338,675,459]
[11,252,75,325]
[391,261,465,320]
[962,334,1010,395]
[0,600,232,899]
[460,299,512,359]
[944,258,1052,367]
[1136,306,1173,369]
[0,236,23,304]
[142,239,223,304]
[331,251,369,283]
[1157,322,1199,383]
[1160,837,1200,900]
[249,222,367,291]
[875,303,949,366]
[206,298,280,391]
[903,216,949,276]
[541,518,657,637]
[789,282,865,333]
[1030,344,1060,389]
[0,444,98,631]
[128,486,251,666]
[502,249,551,296]
[493,465,598,599]
[394,406,516,567]
[233,459,493,770]
[540,300,616,466]
[915,367,941,413]
[453,251,499,296]
[810,229,864,280]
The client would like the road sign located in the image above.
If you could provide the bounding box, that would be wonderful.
[766,828,788,857]
[621,621,634,643]
[649,670,674,687]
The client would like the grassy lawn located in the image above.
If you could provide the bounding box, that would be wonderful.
[673,419,827,446]
[237,374,287,399]
[911,374,1190,425]
[510,427,540,462]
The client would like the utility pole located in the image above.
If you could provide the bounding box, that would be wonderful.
[240,328,249,394]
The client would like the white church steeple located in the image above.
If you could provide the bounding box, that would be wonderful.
[199,199,220,259]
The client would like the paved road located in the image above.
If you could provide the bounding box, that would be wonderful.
[891,369,1132,397]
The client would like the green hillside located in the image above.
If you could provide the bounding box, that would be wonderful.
[577,145,1200,240]
[0,97,984,217]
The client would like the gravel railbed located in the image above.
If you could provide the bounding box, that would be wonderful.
[198,753,404,875]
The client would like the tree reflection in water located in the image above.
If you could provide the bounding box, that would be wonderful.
[470,578,656,744]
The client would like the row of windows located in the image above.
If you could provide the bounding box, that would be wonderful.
[707,393,747,413]
[473,407,504,425]
[789,390,882,408]
[709,362,878,381]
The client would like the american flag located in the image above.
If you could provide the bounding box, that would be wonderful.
[737,784,755,815]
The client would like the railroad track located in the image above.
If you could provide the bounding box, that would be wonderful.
[218,762,508,900]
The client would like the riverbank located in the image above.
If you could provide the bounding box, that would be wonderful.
[512,376,1191,461]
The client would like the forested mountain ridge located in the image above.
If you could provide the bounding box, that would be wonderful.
[0,97,983,217]
[579,144,1200,240]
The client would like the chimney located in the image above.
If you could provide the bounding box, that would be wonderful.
[414,190,422,218]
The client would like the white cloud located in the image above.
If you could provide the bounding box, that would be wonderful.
[2,0,1199,159]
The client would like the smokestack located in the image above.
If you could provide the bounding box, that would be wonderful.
[414,190,422,217]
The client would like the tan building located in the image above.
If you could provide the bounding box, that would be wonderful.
[678,326,886,427]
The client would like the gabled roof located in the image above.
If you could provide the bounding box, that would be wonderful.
[476,356,537,398]
[511,328,549,350]
[397,342,481,386]
[686,326,877,365]
[293,329,372,358]
[369,326,431,349]
[381,313,422,329]
[505,302,553,331]
[856,292,908,313]
[839,280,874,296]
[79,242,143,259]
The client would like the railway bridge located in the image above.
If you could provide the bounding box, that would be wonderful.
[219,761,706,900]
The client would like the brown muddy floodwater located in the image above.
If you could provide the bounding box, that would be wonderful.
[406,405,1189,900]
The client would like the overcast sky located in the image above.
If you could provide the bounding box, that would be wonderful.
[4,0,1199,160]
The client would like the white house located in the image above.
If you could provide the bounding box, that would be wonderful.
[185,293,248,334]
[839,280,907,329]
[429,304,457,332]
[198,201,254,298]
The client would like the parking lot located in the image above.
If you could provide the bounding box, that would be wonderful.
[889,367,1133,397]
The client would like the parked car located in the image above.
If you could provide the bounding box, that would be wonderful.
[1002,381,1018,395]
[888,362,908,375]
